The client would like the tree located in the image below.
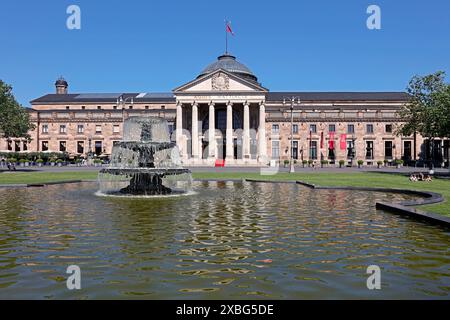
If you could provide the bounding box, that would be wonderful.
[0,80,35,140]
[397,71,450,168]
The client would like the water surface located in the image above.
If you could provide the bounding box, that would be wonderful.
[0,181,448,299]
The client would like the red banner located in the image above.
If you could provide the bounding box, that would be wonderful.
[329,132,335,150]
[340,134,346,150]
[320,132,324,149]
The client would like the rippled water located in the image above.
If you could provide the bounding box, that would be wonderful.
[0,181,448,299]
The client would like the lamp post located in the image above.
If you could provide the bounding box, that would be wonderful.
[117,95,134,122]
[283,97,301,173]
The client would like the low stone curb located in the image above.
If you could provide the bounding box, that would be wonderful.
[244,179,296,184]
[0,179,95,188]
[296,180,448,228]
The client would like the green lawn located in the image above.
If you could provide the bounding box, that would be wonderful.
[0,171,98,184]
[1,170,449,217]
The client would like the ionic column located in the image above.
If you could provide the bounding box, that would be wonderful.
[243,101,250,159]
[226,102,234,160]
[208,102,216,159]
[176,102,183,156]
[258,102,267,160]
[191,102,199,160]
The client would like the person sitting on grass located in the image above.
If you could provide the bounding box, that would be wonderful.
[418,172,425,181]
[424,174,432,182]
[409,174,418,182]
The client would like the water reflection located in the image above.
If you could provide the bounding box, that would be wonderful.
[0,181,448,299]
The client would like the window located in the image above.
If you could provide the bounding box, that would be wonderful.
[347,124,355,134]
[272,124,279,134]
[95,125,102,134]
[59,141,67,152]
[59,125,67,134]
[366,141,374,159]
[145,106,149,110]
[42,124,48,133]
[97,106,101,110]
[81,106,86,110]
[366,124,374,134]
[293,124,298,134]
[272,140,280,159]
[129,105,133,109]
[168,124,174,137]
[77,141,84,154]
[15,141,20,151]
[161,105,165,110]
[113,125,120,133]
[384,141,393,159]
[309,141,317,159]
[7,141,12,151]
[329,124,336,133]
[77,124,84,134]
[309,124,317,133]
[347,140,355,159]
[23,141,27,151]
[42,141,49,151]
[403,141,412,161]
[385,124,393,133]
[95,141,102,155]
[292,141,298,159]
[66,106,70,110]
[113,105,117,110]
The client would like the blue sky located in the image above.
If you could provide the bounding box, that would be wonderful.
[1,0,449,106]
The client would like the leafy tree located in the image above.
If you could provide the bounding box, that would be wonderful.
[397,71,450,167]
[0,80,35,139]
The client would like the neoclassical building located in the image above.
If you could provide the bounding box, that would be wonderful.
[2,53,448,166]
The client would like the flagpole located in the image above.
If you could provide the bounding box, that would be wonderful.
[225,20,228,54]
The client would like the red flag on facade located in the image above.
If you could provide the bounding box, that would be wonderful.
[329,132,335,150]
[340,134,346,150]
[320,132,324,149]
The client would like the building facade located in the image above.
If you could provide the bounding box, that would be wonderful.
[2,53,449,166]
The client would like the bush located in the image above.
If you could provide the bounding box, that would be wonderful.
[394,159,404,165]
[18,159,27,163]
[302,160,308,165]
[49,157,58,163]
[94,159,103,164]
[339,160,345,167]
[321,160,329,165]
[36,159,44,163]
[357,160,364,165]
[56,159,63,163]
[377,161,383,166]
[308,159,314,165]
[7,157,17,163]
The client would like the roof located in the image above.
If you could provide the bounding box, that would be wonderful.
[266,92,410,102]
[30,91,409,104]
[31,93,176,104]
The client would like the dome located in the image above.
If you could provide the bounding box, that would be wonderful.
[198,54,258,83]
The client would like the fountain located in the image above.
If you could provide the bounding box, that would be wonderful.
[98,116,192,196]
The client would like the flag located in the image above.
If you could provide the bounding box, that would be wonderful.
[329,132,335,150]
[320,132,324,149]
[226,21,235,36]
[340,134,346,150]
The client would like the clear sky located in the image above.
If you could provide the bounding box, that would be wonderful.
[1,0,449,106]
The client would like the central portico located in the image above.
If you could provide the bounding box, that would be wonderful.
[173,54,268,165]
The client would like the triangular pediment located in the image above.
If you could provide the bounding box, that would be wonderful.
[173,69,268,93]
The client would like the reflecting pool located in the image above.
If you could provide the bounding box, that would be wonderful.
[0,181,448,299]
